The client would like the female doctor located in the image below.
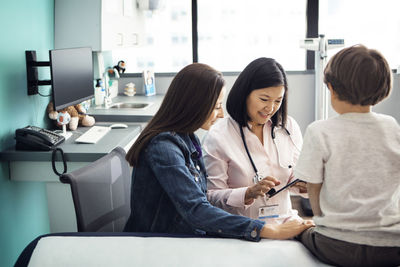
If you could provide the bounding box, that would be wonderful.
[203,57,307,224]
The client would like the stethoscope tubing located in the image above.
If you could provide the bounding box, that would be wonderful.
[240,126,260,183]
[240,123,300,184]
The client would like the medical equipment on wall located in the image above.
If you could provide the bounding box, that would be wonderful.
[137,0,163,10]
[300,35,344,120]
[240,125,300,184]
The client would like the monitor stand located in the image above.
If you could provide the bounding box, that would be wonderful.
[60,125,72,140]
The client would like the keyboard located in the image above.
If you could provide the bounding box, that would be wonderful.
[75,126,111,144]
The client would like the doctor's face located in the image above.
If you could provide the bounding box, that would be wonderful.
[246,86,285,125]
[201,87,225,130]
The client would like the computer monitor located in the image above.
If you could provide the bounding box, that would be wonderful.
[49,47,94,111]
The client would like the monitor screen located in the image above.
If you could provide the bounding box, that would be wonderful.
[49,47,94,111]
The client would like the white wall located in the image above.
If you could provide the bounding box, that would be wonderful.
[327,73,400,121]
[118,71,400,138]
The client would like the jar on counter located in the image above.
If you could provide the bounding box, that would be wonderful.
[95,79,105,105]
[124,82,136,96]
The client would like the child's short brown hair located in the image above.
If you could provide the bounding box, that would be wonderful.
[324,44,392,106]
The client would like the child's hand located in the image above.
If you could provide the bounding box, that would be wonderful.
[292,181,307,193]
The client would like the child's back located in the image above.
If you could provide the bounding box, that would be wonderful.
[294,44,400,267]
[298,112,400,246]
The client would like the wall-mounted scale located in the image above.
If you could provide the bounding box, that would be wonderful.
[300,35,344,120]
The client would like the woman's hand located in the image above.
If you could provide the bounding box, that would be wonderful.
[260,219,315,240]
[244,176,280,205]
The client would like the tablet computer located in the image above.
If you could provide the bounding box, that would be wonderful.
[266,179,304,198]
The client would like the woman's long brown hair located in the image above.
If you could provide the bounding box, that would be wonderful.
[126,63,225,166]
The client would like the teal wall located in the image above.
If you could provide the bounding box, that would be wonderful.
[0,0,54,266]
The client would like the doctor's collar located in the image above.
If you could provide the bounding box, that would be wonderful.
[247,119,272,129]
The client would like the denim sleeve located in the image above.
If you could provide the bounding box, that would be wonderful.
[145,134,265,241]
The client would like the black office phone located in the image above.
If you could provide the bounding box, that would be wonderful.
[15,126,65,151]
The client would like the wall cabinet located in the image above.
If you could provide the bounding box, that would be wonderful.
[55,0,144,51]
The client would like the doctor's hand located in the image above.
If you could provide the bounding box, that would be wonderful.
[245,176,280,205]
[260,219,315,240]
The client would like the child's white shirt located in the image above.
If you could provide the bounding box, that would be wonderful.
[294,112,400,246]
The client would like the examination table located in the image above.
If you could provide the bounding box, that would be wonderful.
[15,232,330,266]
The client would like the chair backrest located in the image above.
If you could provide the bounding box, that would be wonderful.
[60,147,131,232]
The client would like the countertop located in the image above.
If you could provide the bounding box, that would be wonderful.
[0,122,142,162]
[0,95,163,163]
[88,94,164,122]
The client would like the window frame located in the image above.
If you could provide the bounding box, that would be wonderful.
[129,0,396,73]
[191,0,318,70]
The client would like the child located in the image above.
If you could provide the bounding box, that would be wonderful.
[294,45,400,267]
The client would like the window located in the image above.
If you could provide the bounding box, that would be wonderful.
[319,0,400,69]
[114,1,400,73]
[112,0,192,73]
[197,0,307,71]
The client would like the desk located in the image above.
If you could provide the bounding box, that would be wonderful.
[0,123,141,232]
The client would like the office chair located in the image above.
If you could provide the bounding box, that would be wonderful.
[60,147,131,232]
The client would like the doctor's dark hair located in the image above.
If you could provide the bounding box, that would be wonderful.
[226,57,288,128]
[126,63,225,166]
[324,44,392,105]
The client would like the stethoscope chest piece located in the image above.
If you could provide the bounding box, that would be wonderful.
[253,172,262,184]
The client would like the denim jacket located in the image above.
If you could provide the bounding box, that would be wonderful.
[124,131,265,241]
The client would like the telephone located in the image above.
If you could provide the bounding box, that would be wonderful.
[15,126,65,151]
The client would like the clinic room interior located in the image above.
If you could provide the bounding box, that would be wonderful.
[1,0,399,266]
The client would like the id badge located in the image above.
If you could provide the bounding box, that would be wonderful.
[258,204,279,219]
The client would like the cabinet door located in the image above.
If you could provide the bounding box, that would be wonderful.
[55,0,143,51]
[102,0,143,50]
[102,0,124,50]
[121,0,144,48]
[55,0,102,50]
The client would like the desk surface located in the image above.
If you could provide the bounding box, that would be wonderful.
[0,122,141,162]
[0,122,143,232]
[0,95,163,162]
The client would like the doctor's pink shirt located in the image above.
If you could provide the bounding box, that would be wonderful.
[203,116,304,224]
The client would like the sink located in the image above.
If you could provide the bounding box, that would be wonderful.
[109,102,152,109]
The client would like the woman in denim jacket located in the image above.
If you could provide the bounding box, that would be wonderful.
[124,63,313,241]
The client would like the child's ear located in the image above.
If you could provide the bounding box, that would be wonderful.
[326,82,333,91]
[327,83,337,98]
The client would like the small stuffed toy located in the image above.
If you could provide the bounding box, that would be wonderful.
[113,60,126,74]
[47,102,95,131]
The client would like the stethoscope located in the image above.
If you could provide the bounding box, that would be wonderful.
[239,124,301,184]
